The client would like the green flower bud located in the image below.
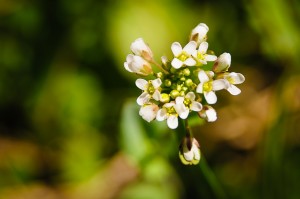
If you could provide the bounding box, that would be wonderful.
[180,91,185,96]
[180,77,186,81]
[164,79,172,87]
[182,86,188,91]
[160,93,170,103]
[170,90,180,99]
[156,72,163,78]
[176,84,182,91]
[170,67,177,74]
[183,68,191,76]
[185,79,193,87]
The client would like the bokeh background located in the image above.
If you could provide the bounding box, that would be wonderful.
[0,0,300,198]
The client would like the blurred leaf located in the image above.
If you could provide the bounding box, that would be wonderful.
[119,99,152,163]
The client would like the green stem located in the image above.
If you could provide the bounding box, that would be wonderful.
[150,59,169,74]
[199,155,228,199]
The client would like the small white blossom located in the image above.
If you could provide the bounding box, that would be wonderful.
[223,72,245,95]
[190,23,209,45]
[196,70,229,104]
[124,54,153,76]
[213,52,231,73]
[136,78,162,105]
[130,38,153,61]
[192,42,217,65]
[174,92,202,119]
[139,103,159,122]
[156,102,179,129]
[171,41,197,69]
[179,137,201,165]
[198,105,217,122]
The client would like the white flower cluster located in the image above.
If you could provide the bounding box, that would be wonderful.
[124,23,245,165]
[124,23,245,130]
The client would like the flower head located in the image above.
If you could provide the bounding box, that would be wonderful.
[213,52,231,73]
[124,22,246,165]
[174,92,202,119]
[156,102,179,129]
[198,105,217,122]
[196,70,229,104]
[139,103,159,122]
[124,54,153,76]
[171,41,197,69]
[190,23,209,45]
[223,72,245,95]
[192,41,217,66]
[136,78,162,105]
[179,136,201,165]
[130,38,153,61]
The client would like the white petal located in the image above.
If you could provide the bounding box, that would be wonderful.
[183,41,197,55]
[175,103,189,119]
[184,58,196,66]
[198,70,209,82]
[175,96,184,105]
[130,38,153,59]
[137,92,150,105]
[206,108,217,122]
[126,54,134,62]
[139,104,158,122]
[227,85,241,95]
[190,101,202,111]
[171,58,183,69]
[196,83,204,93]
[185,92,195,101]
[205,54,217,61]
[229,72,245,84]
[198,42,208,54]
[212,79,229,91]
[152,90,161,101]
[204,91,217,104]
[135,79,148,90]
[167,115,178,129]
[171,42,182,56]
[156,109,167,121]
[192,145,201,160]
[183,150,194,161]
[161,56,168,65]
[124,62,132,72]
[152,78,162,88]
[213,52,231,72]
[190,23,209,43]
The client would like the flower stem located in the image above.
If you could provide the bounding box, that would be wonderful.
[199,155,228,199]
[150,59,169,74]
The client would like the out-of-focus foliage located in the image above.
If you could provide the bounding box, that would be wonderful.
[0,0,300,198]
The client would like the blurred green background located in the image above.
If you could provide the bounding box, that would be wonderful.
[0,0,300,198]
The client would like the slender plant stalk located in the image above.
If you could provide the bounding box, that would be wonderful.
[199,155,228,199]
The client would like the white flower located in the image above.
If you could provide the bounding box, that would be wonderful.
[198,105,217,122]
[136,78,162,105]
[192,42,217,65]
[189,23,209,45]
[174,92,202,119]
[124,54,153,76]
[130,38,153,61]
[213,52,231,73]
[156,102,179,129]
[139,103,159,122]
[179,137,201,165]
[171,41,197,69]
[196,70,229,104]
[223,72,245,95]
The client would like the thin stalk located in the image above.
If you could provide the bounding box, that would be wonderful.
[184,119,227,199]
[150,59,169,74]
[199,155,228,199]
